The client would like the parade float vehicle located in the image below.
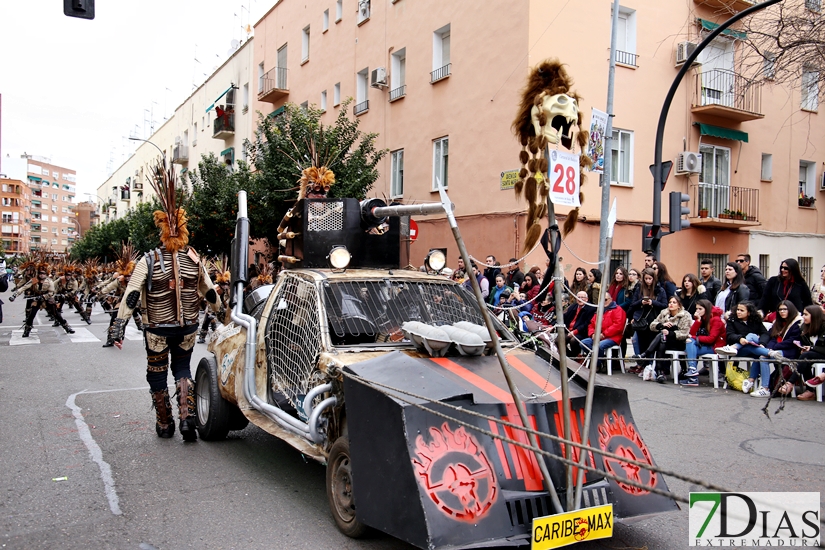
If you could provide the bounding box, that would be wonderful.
[196,191,678,549]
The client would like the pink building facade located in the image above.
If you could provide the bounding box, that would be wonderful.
[253,0,825,284]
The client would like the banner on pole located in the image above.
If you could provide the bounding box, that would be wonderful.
[587,108,608,174]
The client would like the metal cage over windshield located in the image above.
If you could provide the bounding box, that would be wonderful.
[322,279,489,346]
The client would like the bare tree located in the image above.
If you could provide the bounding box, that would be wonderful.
[739,0,824,104]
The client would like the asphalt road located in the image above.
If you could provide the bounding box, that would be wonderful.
[0,290,823,550]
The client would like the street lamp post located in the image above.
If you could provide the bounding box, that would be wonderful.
[128,136,165,158]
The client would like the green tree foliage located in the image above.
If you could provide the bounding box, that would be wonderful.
[70,201,159,261]
[245,100,387,240]
[185,153,250,257]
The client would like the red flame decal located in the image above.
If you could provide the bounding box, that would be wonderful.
[598,410,657,495]
[412,423,498,522]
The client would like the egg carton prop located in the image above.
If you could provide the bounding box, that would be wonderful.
[512,59,593,252]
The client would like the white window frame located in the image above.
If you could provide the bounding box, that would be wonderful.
[763,52,776,80]
[390,149,404,198]
[242,83,249,112]
[320,90,327,112]
[301,26,310,63]
[391,48,406,95]
[323,9,329,32]
[432,136,449,191]
[258,62,265,93]
[761,153,773,181]
[356,68,369,104]
[333,82,341,106]
[357,0,370,24]
[609,128,634,186]
[799,160,816,199]
[614,6,637,56]
[801,68,819,112]
[335,0,343,22]
[700,144,731,187]
[432,24,451,72]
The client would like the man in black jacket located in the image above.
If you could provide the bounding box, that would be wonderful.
[562,291,596,356]
[483,255,501,292]
[699,259,722,303]
[506,258,525,290]
[737,253,766,303]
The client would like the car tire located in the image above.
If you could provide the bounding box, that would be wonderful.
[195,355,231,441]
[326,437,367,538]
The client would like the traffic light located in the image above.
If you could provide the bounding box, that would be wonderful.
[64,0,95,20]
[669,191,690,233]
[642,224,659,253]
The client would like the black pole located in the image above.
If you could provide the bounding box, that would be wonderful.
[651,0,782,256]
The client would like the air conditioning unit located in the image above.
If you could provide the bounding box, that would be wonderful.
[676,152,702,175]
[370,67,387,88]
[675,41,701,67]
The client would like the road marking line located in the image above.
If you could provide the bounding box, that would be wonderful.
[10,329,40,346]
[66,390,125,516]
[67,327,101,343]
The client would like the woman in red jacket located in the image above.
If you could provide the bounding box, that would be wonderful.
[580,292,627,363]
[682,299,725,385]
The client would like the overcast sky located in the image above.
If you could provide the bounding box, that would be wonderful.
[0,0,267,199]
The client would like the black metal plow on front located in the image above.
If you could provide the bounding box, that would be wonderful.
[342,351,679,549]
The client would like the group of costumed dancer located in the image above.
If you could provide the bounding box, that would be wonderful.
[6,247,232,347]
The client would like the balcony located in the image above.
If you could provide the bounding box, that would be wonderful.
[354,100,369,116]
[213,113,235,139]
[430,63,451,84]
[172,144,189,164]
[258,67,289,103]
[688,183,760,228]
[389,85,406,102]
[693,0,754,12]
[692,69,763,122]
[615,50,638,67]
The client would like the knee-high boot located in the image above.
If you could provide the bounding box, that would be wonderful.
[176,378,197,442]
[151,389,175,438]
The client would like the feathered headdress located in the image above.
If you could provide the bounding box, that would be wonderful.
[83,258,100,281]
[149,155,189,252]
[211,255,231,284]
[256,261,273,285]
[114,241,138,276]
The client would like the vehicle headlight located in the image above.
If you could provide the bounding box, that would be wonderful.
[425,249,446,273]
[328,246,351,270]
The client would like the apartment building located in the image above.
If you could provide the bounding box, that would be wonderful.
[0,177,30,254]
[71,200,100,237]
[25,158,77,253]
[97,38,256,223]
[252,0,825,280]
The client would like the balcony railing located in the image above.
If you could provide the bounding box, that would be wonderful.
[693,0,754,12]
[258,67,289,103]
[692,69,763,121]
[430,63,451,84]
[615,50,638,67]
[688,182,760,227]
[213,113,235,139]
[172,144,189,164]
[389,85,406,102]
[354,100,370,115]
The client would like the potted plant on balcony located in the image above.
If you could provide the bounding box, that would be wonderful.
[719,209,731,219]
[698,207,709,218]
[733,210,744,220]
[799,193,816,207]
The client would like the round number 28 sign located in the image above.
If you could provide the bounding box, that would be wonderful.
[549,150,581,207]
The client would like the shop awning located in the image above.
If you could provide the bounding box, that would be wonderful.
[206,84,236,113]
[697,18,747,40]
[694,122,748,143]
